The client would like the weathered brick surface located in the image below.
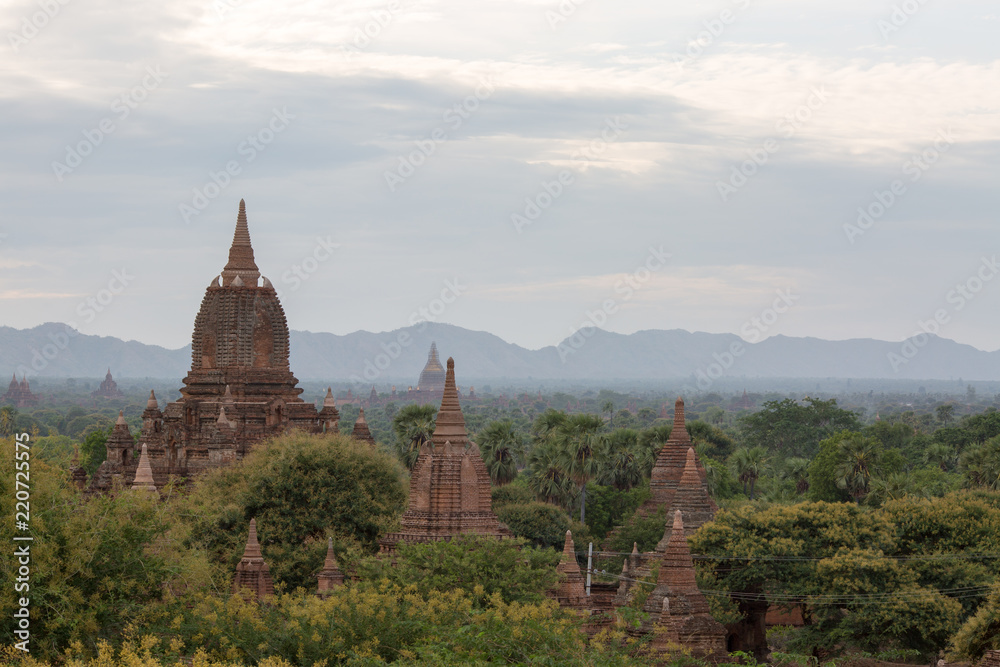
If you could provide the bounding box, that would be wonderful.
[380,358,509,552]
[553,530,588,611]
[316,537,345,595]
[88,201,335,494]
[642,511,727,661]
[351,408,377,447]
[232,519,275,600]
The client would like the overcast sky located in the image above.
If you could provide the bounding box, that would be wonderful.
[1,0,998,352]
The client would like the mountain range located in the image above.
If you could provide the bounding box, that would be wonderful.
[2,322,999,384]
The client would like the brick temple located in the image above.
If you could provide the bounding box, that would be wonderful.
[379,357,510,553]
[88,201,338,492]
[2,374,38,408]
[92,369,124,398]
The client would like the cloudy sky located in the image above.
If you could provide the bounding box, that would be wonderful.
[1,0,998,353]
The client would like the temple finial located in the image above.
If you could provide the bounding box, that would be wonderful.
[221,200,260,286]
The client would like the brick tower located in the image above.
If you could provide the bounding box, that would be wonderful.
[380,358,509,553]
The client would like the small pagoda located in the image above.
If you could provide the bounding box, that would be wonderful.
[380,358,510,553]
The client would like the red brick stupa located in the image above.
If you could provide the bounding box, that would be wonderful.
[316,537,345,595]
[643,510,727,660]
[233,519,275,600]
[351,408,377,447]
[553,530,588,612]
[380,358,510,553]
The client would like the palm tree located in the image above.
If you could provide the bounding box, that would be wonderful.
[936,404,956,426]
[867,472,915,506]
[532,408,568,444]
[555,413,606,523]
[923,442,955,472]
[782,457,811,495]
[526,442,575,506]
[597,429,643,491]
[476,419,525,487]
[729,446,769,499]
[834,435,880,503]
[392,404,437,470]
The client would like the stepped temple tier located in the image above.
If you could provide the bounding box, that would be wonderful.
[87,200,338,493]
[380,357,511,553]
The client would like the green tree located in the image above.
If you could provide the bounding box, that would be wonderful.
[476,419,525,486]
[834,434,882,503]
[739,397,860,458]
[0,437,180,658]
[79,425,110,476]
[596,428,643,491]
[176,431,408,591]
[392,403,437,470]
[554,413,606,524]
[356,535,560,606]
[937,403,956,426]
[526,442,575,506]
[729,446,769,499]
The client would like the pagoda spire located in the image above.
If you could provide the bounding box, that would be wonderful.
[131,444,158,494]
[431,357,468,448]
[232,518,275,600]
[671,397,691,445]
[221,199,260,287]
[316,537,345,594]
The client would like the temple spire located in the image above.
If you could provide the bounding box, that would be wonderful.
[431,357,468,447]
[131,444,158,494]
[672,397,690,444]
[243,518,263,559]
[221,199,260,287]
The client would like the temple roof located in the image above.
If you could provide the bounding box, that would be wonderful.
[416,342,447,392]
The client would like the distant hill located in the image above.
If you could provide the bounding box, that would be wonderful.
[2,322,999,383]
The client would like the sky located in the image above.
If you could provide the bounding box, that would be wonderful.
[1,0,999,353]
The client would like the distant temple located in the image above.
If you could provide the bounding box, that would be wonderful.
[731,389,754,412]
[380,357,510,553]
[1,374,38,408]
[87,201,339,493]
[92,369,124,399]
